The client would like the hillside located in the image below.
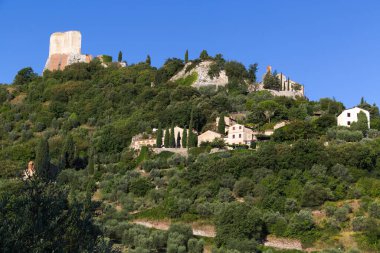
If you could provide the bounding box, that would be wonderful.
[1,53,380,253]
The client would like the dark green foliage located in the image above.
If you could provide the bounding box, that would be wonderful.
[248,63,258,83]
[60,134,75,169]
[118,51,122,62]
[13,67,37,86]
[156,124,163,147]
[176,131,181,148]
[215,203,265,252]
[0,179,100,252]
[129,177,154,196]
[351,111,369,135]
[199,50,209,60]
[218,114,226,134]
[35,138,51,180]
[146,55,151,65]
[182,128,188,148]
[263,71,281,90]
[170,125,176,148]
[185,50,189,63]
[164,128,170,148]
[102,55,113,63]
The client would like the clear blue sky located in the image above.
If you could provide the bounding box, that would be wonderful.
[1,0,379,107]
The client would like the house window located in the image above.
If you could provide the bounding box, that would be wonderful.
[347,113,351,117]
[232,134,235,139]
[239,134,241,138]
[347,121,351,125]
[239,126,242,129]
[233,127,235,130]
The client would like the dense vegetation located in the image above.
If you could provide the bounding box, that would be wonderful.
[1,52,380,252]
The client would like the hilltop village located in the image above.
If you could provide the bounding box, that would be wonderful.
[1,30,380,253]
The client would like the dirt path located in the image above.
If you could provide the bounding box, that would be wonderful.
[264,235,303,251]
[132,219,312,252]
[132,219,216,237]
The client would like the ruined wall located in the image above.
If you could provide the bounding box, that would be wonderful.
[44,31,92,71]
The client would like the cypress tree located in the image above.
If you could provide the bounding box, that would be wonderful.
[182,127,188,148]
[87,150,94,175]
[185,49,189,63]
[118,51,123,62]
[218,114,226,135]
[60,134,75,169]
[35,138,50,180]
[146,55,151,65]
[176,132,181,148]
[188,110,197,147]
[156,124,163,147]
[169,125,176,148]
[164,128,170,148]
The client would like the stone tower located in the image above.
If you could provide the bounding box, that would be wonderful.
[44,31,92,71]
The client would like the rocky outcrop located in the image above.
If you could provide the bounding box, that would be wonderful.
[44,31,92,71]
[170,60,229,88]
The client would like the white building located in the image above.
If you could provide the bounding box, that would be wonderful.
[337,107,370,128]
[198,130,223,146]
[225,123,256,146]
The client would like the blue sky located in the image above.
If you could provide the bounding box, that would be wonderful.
[1,0,380,107]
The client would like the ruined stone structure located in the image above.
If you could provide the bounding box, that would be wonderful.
[44,31,92,71]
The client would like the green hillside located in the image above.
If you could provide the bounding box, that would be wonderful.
[1,54,380,253]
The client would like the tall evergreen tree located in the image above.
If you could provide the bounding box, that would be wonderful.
[248,63,259,83]
[176,132,181,148]
[164,128,170,148]
[169,125,176,148]
[218,114,226,135]
[199,50,209,60]
[35,138,50,180]
[182,127,188,148]
[188,110,197,147]
[87,149,94,175]
[60,134,75,169]
[118,51,123,62]
[185,50,189,63]
[146,55,151,65]
[156,124,163,147]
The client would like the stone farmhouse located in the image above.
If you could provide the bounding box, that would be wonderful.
[337,107,370,128]
[225,123,256,146]
[198,130,222,146]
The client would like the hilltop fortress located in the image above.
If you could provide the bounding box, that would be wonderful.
[44,31,304,98]
[44,31,92,71]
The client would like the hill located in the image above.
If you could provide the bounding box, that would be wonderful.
[1,52,380,253]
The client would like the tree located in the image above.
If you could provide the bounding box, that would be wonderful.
[176,132,181,148]
[218,114,226,135]
[199,50,209,60]
[35,138,51,181]
[248,63,258,83]
[118,51,123,62]
[182,128,188,148]
[263,71,281,91]
[164,128,170,148]
[87,152,95,175]
[351,111,369,135]
[146,55,151,65]
[156,124,163,147]
[13,67,37,86]
[188,110,197,148]
[60,134,75,169]
[185,50,189,63]
[257,100,282,123]
[169,125,176,148]
[0,179,101,252]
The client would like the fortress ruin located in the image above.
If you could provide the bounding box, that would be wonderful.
[44,31,92,71]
